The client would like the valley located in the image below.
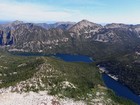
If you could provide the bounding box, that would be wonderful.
[0,20,140,104]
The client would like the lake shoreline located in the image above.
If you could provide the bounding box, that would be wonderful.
[98,65,140,95]
[98,65,118,81]
[98,65,140,104]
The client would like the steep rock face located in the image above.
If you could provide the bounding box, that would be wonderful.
[0,30,4,45]
[91,28,119,43]
[0,20,23,46]
[12,23,73,53]
[5,31,14,45]
[92,27,138,43]
[105,23,140,39]
[0,30,14,45]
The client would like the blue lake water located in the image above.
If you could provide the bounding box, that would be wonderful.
[12,53,140,104]
[54,54,93,63]
[102,74,140,104]
[12,53,93,62]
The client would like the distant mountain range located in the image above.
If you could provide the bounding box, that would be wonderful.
[0,20,139,56]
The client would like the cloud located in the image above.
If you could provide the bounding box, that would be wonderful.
[0,0,140,24]
[0,1,74,22]
[0,0,107,23]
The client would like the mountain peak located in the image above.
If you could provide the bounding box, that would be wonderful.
[68,19,102,34]
[12,20,23,25]
[79,19,91,23]
[77,19,95,25]
[0,20,24,30]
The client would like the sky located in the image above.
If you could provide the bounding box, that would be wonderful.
[0,0,140,24]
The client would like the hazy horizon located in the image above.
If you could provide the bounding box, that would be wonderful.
[0,0,140,24]
[0,20,139,26]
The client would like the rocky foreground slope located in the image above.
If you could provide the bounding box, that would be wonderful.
[0,52,135,105]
